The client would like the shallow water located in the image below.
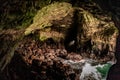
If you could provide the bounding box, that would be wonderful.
[64,59,114,80]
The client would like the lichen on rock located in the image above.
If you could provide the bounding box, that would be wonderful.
[25,1,118,56]
[25,2,74,42]
[75,7,118,55]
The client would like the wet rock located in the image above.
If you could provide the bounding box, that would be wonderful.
[5,39,79,80]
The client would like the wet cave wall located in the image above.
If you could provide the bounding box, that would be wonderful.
[0,0,118,59]
[0,0,119,80]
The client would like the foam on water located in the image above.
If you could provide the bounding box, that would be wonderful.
[64,59,114,80]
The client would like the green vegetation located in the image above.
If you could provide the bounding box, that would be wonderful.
[0,0,53,29]
[96,63,112,78]
[25,2,74,41]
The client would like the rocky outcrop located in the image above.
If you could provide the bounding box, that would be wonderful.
[0,1,118,80]
[0,38,82,80]
[25,2,117,58]
[25,2,74,42]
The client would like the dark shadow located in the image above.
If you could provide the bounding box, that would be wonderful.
[0,53,33,80]
[64,10,79,52]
